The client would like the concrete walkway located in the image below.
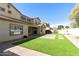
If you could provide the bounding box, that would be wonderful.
[39,34,64,40]
[4,46,50,56]
[39,34,56,39]
[64,34,79,48]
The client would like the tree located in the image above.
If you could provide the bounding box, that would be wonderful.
[70,22,77,28]
[57,25,64,30]
[65,26,69,29]
[69,4,79,28]
[53,27,58,34]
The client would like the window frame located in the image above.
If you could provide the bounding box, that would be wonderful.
[0,7,5,12]
[9,24,23,36]
[8,10,12,14]
[21,15,26,20]
[8,4,10,8]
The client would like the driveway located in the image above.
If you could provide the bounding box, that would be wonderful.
[0,41,18,56]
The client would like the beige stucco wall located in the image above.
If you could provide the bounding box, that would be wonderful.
[0,3,21,20]
[0,19,28,42]
[38,26,45,34]
[0,3,46,43]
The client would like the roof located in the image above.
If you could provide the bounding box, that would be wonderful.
[10,3,32,19]
[33,17,41,22]
[9,3,22,15]
[0,14,33,25]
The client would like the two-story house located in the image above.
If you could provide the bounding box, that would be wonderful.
[0,3,46,43]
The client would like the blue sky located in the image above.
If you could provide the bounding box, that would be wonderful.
[13,3,75,27]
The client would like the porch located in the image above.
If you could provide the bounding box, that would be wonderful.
[28,27,38,36]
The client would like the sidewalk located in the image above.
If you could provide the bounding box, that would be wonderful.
[64,34,79,48]
[4,46,50,56]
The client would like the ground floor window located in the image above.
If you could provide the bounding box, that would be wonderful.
[9,24,23,36]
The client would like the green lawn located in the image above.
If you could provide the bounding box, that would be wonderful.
[19,34,79,56]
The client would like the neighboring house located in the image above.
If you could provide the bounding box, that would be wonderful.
[0,3,46,43]
[38,23,52,34]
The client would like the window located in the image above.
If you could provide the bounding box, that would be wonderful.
[9,24,23,36]
[8,4,10,8]
[27,19,31,22]
[0,7,5,12]
[21,15,26,20]
[8,10,12,14]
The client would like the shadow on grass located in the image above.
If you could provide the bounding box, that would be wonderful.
[13,34,45,45]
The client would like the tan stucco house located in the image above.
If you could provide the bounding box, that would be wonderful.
[0,3,46,43]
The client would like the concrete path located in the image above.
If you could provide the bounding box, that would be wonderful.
[64,34,79,48]
[4,46,50,56]
[39,34,64,40]
[39,34,56,39]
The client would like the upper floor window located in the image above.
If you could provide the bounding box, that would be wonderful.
[8,10,12,14]
[27,19,31,22]
[0,7,5,12]
[21,16,26,20]
[8,4,10,8]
